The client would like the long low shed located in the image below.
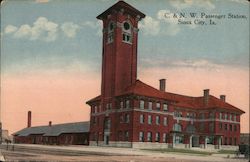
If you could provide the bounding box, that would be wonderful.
[13,121,90,145]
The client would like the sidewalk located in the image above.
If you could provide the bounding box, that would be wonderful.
[2,144,248,162]
[0,150,5,161]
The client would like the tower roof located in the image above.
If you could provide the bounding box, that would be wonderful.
[97,1,145,20]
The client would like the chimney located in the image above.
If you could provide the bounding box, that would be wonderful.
[159,79,166,92]
[203,89,209,106]
[49,121,52,126]
[27,111,31,128]
[220,95,226,102]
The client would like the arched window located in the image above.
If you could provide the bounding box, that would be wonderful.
[122,21,132,44]
[107,21,114,44]
[173,123,182,132]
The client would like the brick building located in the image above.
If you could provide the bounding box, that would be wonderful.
[86,1,245,149]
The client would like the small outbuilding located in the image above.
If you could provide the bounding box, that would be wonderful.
[13,121,89,145]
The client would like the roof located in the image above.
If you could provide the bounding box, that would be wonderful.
[86,80,244,114]
[13,121,89,137]
[97,1,145,20]
[86,95,101,104]
[119,80,245,114]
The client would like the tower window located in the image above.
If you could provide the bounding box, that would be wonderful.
[122,21,132,44]
[107,22,114,44]
[107,33,114,44]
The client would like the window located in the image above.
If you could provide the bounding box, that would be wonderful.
[156,116,160,125]
[104,118,111,130]
[147,132,152,142]
[207,136,214,144]
[107,33,114,44]
[234,137,237,145]
[229,124,232,131]
[209,112,214,119]
[234,114,237,121]
[234,125,237,131]
[219,123,222,130]
[199,113,205,119]
[125,100,130,109]
[107,22,114,44]
[225,113,228,120]
[225,124,228,131]
[163,104,168,111]
[229,137,232,145]
[199,123,205,132]
[174,111,182,117]
[125,114,130,123]
[173,123,182,132]
[140,114,144,124]
[139,132,144,142]
[148,102,152,110]
[186,125,196,133]
[139,100,144,109]
[163,117,167,126]
[106,103,112,110]
[94,106,97,113]
[118,131,123,141]
[224,137,228,145]
[120,101,124,109]
[148,115,152,124]
[219,113,222,119]
[156,103,160,111]
[122,22,132,44]
[120,115,124,123]
[175,135,183,144]
[163,133,167,143]
[209,123,214,132]
[155,132,160,142]
[229,114,232,121]
[124,131,129,141]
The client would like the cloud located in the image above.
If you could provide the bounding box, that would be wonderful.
[139,13,180,36]
[5,17,59,42]
[171,59,223,70]
[169,0,215,10]
[228,0,249,4]
[35,0,50,3]
[4,25,18,34]
[141,58,225,71]
[61,22,80,38]
[82,20,102,36]
[138,16,160,36]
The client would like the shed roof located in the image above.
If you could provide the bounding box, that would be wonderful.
[13,121,89,137]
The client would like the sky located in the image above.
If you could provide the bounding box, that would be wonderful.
[1,0,249,134]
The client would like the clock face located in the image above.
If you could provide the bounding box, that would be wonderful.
[123,22,130,30]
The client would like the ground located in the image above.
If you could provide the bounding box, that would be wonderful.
[0,144,249,162]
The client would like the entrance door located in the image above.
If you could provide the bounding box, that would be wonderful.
[105,135,109,145]
[192,136,199,147]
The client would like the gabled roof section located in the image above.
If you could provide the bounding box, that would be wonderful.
[118,80,244,114]
[13,121,90,137]
[97,1,145,20]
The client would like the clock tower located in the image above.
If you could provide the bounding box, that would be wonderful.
[97,1,145,102]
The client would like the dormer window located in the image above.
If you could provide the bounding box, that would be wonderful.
[122,21,132,44]
[107,22,114,44]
